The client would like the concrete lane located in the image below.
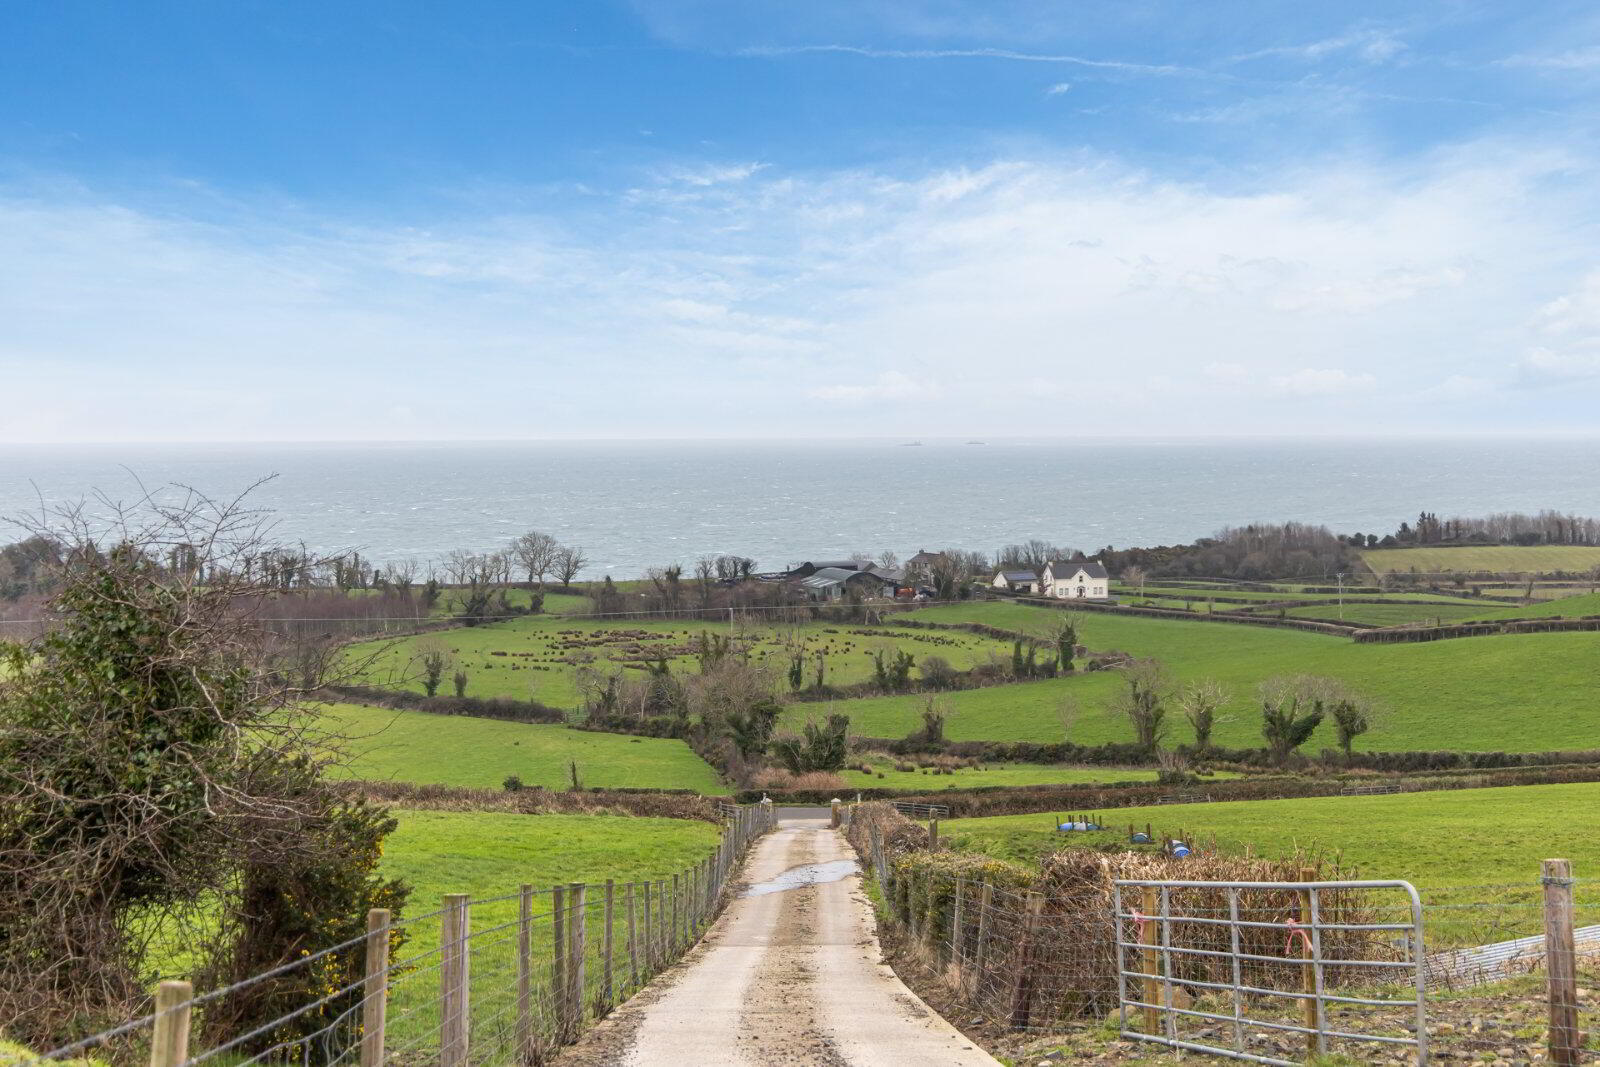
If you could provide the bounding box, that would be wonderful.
[557,817,998,1067]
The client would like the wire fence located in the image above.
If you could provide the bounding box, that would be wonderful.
[860,816,1600,1063]
[25,802,777,1067]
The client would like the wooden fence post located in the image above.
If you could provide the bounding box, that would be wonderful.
[627,882,639,990]
[440,893,470,1067]
[1140,885,1160,1035]
[361,908,391,1067]
[148,980,193,1067]
[972,884,993,999]
[928,818,939,851]
[603,880,616,1012]
[569,883,587,1031]
[671,874,681,953]
[951,877,965,972]
[1007,892,1046,1029]
[516,885,534,1062]
[552,885,568,1040]
[1544,858,1580,1067]
[1298,866,1318,1056]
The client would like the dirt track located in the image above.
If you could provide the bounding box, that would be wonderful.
[556,816,999,1067]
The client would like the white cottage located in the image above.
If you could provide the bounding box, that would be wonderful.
[1040,559,1109,599]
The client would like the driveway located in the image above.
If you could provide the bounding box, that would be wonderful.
[556,816,999,1066]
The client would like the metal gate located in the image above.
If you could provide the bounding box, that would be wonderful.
[1112,877,1428,1065]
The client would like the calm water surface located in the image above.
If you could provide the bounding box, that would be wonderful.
[1,438,1596,575]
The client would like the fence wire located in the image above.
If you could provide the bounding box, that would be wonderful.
[25,803,775,1067]
[865,826,1599,1064]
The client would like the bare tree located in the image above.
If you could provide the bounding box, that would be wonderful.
[1122,564,1149,599]
[1259,675,1328,765]
[1325,681,1375,759]
[1177,679,1228,754]
[511,530,558,588]
[695,555,718,608]
[876,549,900,569]
[553,544,587,588]
[382,558,418,598]
[1108,657,1172,755]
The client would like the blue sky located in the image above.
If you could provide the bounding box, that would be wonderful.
[4,1,1600,440]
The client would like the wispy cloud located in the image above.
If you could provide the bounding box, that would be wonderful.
[1229,27,1407,66]
[1045,82,1072,96]
[736,44,1199,77]
[3,138,1597,440]
[1269,368,1379,396]
[1498,45,1600,71]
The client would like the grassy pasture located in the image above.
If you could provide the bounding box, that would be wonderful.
[943,782,1600,940]
[1115,584,1478,605]
[1362,545,1600,576]
[1464,590,1600,621]
[348,615,1015,707]
[838,759,1242,791]
[801,601,1600,753]
[1266,601,1491,627]
[430,586,593,616]
[380,809,721,1054]
[842,760,1162,790]
[319,701,726,793]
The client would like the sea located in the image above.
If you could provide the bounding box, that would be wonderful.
[1,437,1598,577]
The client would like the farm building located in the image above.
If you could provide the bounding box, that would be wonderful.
[787,559,871,579]
[991,567,1040,592]
[797,566,900,601]
[904,549,945,581]
[1041,559,1109,599]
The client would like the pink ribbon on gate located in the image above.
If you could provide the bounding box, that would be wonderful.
[1285,917,1313,955]
[1131,908,1148,943]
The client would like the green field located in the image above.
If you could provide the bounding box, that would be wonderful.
[1117,585,1476,605]
[1269,601,1491,627]
[320,701,727,793]
[841,760,1164,790]
[382,808,721,914]
[800,601,1600,752]
[1362,545,1600,576]
[431,586,593,616]
[380,809,722,1054]
[348,615,1015,707]
[943,782,1600,939]
[1464,591,1600,622]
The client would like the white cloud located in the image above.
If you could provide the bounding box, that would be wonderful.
[2,139,1597,440]
[660,161,769,186]
[807,371,940,404]
[1045,82,1072,96]
[1499,46,1600,71]
[1425,374,1495,398]
[735,44,1196,77]
[1268,369,1379,397]
[1513,272,1600,384]
[1203,362,1247,381]
[1230,27,1407,65]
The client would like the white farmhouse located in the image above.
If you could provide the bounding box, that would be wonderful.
[1040,559,1110,599]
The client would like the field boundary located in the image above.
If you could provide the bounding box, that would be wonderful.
[25,803,777,1067]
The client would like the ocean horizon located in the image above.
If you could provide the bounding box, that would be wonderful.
[3,436,1599,576]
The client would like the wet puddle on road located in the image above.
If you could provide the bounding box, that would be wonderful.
[741,859,859,897]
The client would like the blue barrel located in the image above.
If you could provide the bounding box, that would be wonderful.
[1131,832,1152,844]
[1171,841,1191,858]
